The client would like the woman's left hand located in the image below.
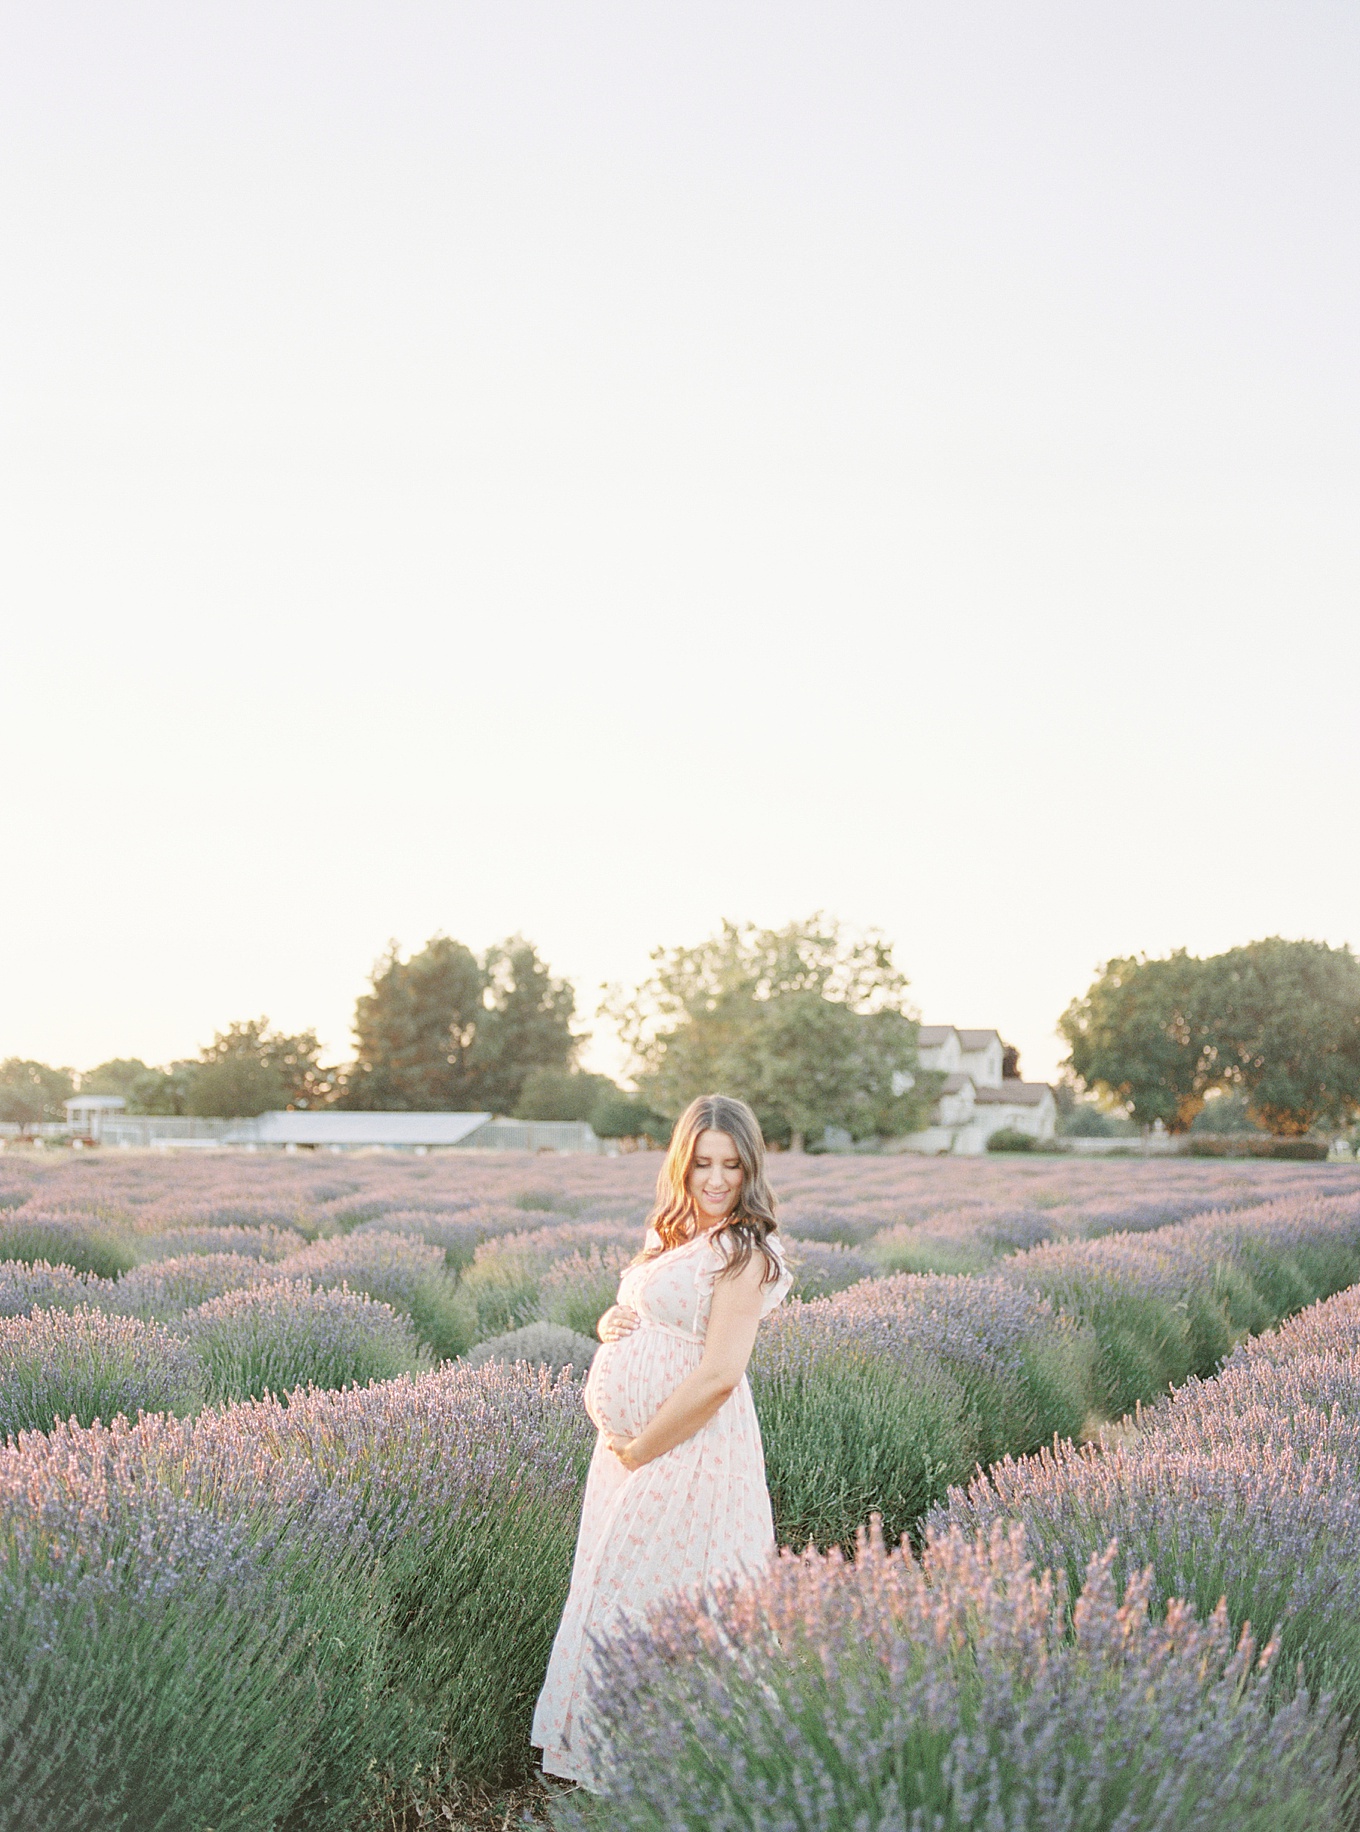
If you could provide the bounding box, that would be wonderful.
[606,1434,645,1471]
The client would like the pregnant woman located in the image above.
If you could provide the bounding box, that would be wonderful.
[531,1092,793,1791]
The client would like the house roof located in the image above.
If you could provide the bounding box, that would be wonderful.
[957,1029,1002,1051]
[233,1111,493,1147]
[974,1081,1052,1107]
[917,1026,957,1046]
[939,1072,976,1095]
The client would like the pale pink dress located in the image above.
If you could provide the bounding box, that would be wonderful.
[531,1225,793,1789]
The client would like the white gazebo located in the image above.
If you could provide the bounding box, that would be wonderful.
[64,1095,127,1141]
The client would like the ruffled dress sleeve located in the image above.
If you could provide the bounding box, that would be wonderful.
[760,1234,795,1315]
[693,1230,794,1333]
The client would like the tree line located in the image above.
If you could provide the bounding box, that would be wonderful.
[6,926,1357,1146]
[0,917,938,1148]
[1061,937,1360,1135]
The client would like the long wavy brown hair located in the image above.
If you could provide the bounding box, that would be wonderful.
[641,1093,782,1287]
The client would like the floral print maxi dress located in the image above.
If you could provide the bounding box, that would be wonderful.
[531,1227,793,1788]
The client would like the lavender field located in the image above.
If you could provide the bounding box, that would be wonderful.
[4,1148,1360,1828]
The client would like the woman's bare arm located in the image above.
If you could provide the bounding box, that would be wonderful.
[606,1257,767,1470]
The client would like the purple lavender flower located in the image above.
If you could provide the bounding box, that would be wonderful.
[561,1521,1352,1829]
[0,1304,202,1436]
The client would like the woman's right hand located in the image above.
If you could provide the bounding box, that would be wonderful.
[597,1304,640,1344]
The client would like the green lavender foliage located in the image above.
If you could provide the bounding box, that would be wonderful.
[556,1525,1353,1832]
[181,1280,427,1402]
[0,1214,135,1280]
[752,1330,976,1550]
[0,1306,203,1438]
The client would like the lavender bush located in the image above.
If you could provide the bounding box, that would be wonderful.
[465,1321,599,1375]
[0,1407,410,1832]
[750,1308,976,1549]
[277,1229,472,1359]
[187,1357,596,1786]
[0,1257,109,1316]
[810,1272,1097,1460]
[182,1280,427,1402]
[539,1244,637,1336]
[108,1251,275,1319]
[1004,1190,1360,1417]
[943,1281,1360,1719]
[0,1306,202,1437]
[457,1223,640,1343]
[0,1212,134,1280]
[135,1222,306,1261]
[558,1523,1352,1830]
[778,1238,876,1299]
[353,1204,531,1272]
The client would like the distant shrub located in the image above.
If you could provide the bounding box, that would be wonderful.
[559,1524,1351,1829]
[866,1224,993,1276]
[779,1239,876,1299]
[465,1321,597,1376]
[132,1199,308,1237]
[775,1207,879,1246]
[1188,1135,1329,1160]
[0,1214,134,1280]
[135,1224,305,1262]
[0,1258,109,1317]
[0,1306,202,1437]
[183,1281,426,1403]
[456,1239,562,1342]
[512,1186,559,1213]
[107,1253,274,1320]
[538,1245,634,1336]
[312,1195,398,1233]
[278,1230,473,1360]
[985,1126,1037,1153]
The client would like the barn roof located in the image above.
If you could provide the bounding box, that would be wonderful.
[236,1111,493,1147]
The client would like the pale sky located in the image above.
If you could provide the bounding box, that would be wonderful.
[2,2,1357,1088]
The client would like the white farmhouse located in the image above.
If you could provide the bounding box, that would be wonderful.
[895,1026,1056,1155]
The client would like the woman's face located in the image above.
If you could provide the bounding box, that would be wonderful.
[688,1128,744,1227]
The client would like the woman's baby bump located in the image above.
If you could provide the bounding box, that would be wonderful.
[583,1321,702,1440]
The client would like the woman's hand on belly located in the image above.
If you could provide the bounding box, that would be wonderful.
[597,1304,640,1344]
[605,1433,644,1470]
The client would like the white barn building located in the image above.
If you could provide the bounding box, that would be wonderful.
[895,1026,1056,1155]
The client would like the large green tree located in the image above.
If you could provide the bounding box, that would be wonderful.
[80,1059,152,1099]
[610,916,934,1148]
[0,1059,75,1132]
[1059,951,1215,1130]
[342,934,578,1112]
[471,937,578,1113]
[1205,938,1360,1134]
[185,1018,336,1118]
[1061,938,1360,1134]
[343,937,487,1110]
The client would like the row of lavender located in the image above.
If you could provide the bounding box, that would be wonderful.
[3,1147,1353,1288]
[751,1187,1360,1547]
[3,1162,1360,1450]
[5,1185,1360,1826]
[569,1281,1360,1828]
